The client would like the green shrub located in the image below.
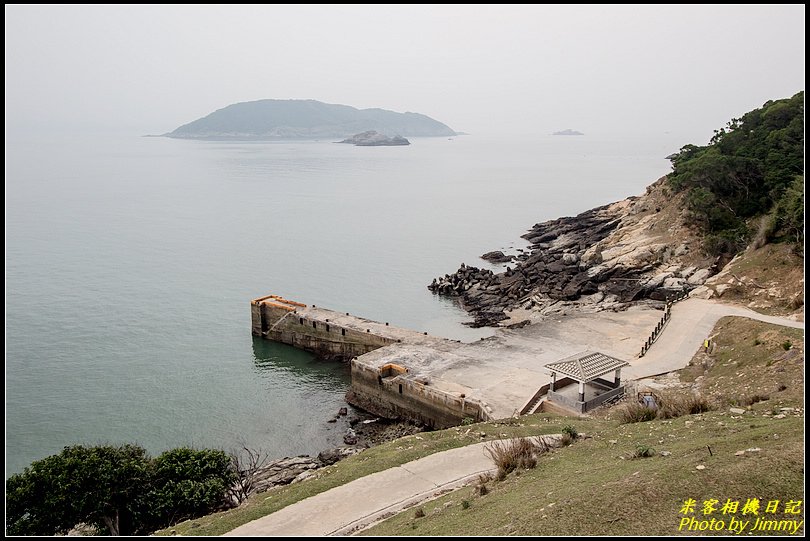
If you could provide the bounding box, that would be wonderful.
[6,445,235,536]
[142,448,234,530]
[633,444,655,459]
[782,340,792,350]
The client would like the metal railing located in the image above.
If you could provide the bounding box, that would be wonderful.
[638,287,690,357]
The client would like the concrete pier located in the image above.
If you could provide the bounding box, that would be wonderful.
[252,294,804,428]
[251,294,494,427]
[251,294,678,428]
[251,294,434,360]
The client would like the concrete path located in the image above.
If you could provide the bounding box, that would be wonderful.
[225,440,502,536]
[626,298,804,380]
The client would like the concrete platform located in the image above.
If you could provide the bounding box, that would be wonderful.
[253,294,803,425]
[352,306,662,421]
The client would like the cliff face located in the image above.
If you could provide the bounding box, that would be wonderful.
[430,177,721,326]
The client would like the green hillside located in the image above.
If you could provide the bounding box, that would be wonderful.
[668,91,804,255]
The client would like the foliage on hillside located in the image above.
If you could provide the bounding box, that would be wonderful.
[5,445,234,536]
[668,91,804,255]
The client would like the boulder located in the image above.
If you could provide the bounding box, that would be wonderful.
[317,447,361,466]
[343,428,358,445]
[481,251,514,263]
[688,268,712,284]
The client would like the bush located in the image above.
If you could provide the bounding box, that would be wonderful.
[461,500,471,510]
[633,444,655,459]
[485,438,546,478]
[726,393,769,407]
[6,444,151,536]
[141,448,234,530]
[413,508,425,518]
[618,403,658,424]
[6,445,235,536]
[657,393,713,419]
[561,425,578,439]
[475,473,491,496]
[782,340,792,350]
[461,417,476,426]
[560,433,574,447]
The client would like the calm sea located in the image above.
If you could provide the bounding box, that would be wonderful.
[5,132,679,474]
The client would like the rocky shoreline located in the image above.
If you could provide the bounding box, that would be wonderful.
[429,179,719,327]
[246,409,424,497]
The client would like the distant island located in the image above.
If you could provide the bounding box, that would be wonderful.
[164,99,455,140]
[338,131,410,146]
[553,129,584,135]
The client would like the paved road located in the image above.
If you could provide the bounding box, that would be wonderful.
[625,298,804,380]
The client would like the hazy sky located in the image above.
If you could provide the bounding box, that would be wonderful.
[5,5,805,140]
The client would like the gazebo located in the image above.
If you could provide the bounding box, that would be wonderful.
[545,352,629,413]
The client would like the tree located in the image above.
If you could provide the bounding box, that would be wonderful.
[667,91,804,255]
[6,444,150,536]
[6,445,236,536]
[141,447,235,530]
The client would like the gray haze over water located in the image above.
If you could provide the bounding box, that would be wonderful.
[5,5,804,474]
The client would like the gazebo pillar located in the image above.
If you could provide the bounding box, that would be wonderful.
[615,368,622,387]
[550,371,557,392]
[578,380,585,402]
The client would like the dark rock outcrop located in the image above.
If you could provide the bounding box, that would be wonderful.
[429,199,706,327]
[481,250,514,263]
[250,447,362,494]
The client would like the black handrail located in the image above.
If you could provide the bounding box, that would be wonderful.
[639,287,691,357]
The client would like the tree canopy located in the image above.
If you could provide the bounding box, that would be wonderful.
[668,91,804,254]
[6,445,235,536]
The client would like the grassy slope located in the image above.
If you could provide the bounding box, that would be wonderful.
[157,417,607,536]
[161,316,803,536]
[364,318,804,536]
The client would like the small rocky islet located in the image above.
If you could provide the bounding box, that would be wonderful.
[337,130,410,146]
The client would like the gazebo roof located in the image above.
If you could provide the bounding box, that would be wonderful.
[545,351,629,383]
